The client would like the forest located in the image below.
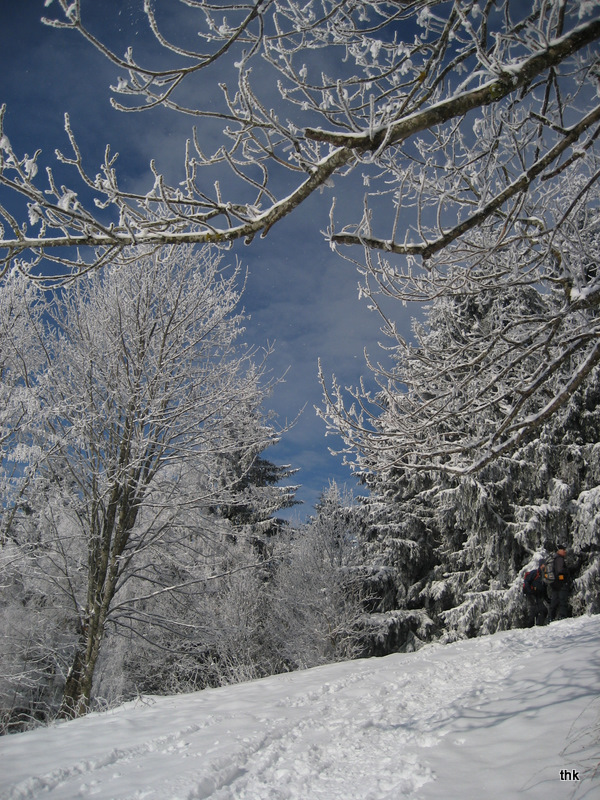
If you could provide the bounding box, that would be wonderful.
[1,0,600,731]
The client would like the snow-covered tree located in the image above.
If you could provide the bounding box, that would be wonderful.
[352,285,600,647]
[0,477,93,731]
[92,484,365,701]
[0,273,45,521]
[210,406,300,537]
[427,367,600,639]
[268,481,367,667]
[0,244,289,719]
[92,514,278,700]
[1,2,600,463]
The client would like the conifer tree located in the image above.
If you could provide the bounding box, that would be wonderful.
[355,283,600,645]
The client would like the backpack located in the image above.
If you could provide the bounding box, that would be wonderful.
[543,562,556,585]
[523,568,541,595]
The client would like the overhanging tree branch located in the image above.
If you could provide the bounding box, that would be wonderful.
[330,103,600,256]
[1,4,599,279]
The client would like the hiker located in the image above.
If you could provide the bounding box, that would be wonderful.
[548,545,571,622]
[523,562,548,626]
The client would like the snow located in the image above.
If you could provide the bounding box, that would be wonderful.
[1,616,598,800]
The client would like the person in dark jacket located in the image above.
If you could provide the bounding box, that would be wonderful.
[548,545,571,622]
[523,562,548,626]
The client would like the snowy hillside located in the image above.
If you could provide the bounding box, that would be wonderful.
[1,615,598,800]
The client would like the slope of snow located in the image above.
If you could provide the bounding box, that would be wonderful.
[1,615,598,800]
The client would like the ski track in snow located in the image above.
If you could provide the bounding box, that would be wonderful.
[1,616,599,800]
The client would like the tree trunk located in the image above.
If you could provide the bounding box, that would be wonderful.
[58,609,110,718]
[58,646,86,719]
[59,631,101,719]
[58,488,139,718]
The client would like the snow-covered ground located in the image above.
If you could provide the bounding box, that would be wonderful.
[1,615,598,800]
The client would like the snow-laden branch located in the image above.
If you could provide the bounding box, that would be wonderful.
[320,186,600,475]
[330,102,600,257]
[1,2,599,280]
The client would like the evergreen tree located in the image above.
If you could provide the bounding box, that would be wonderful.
[355,283,600,647]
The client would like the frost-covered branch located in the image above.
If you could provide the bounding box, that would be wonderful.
[1,2,599,280]
[4,0,600,474]
[320,184,600,474]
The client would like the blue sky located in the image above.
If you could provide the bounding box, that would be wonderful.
[0,1,416,520]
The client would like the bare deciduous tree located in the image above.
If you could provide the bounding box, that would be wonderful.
[1,244,282,718]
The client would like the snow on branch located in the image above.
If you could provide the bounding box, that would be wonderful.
[1,2,599,281]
